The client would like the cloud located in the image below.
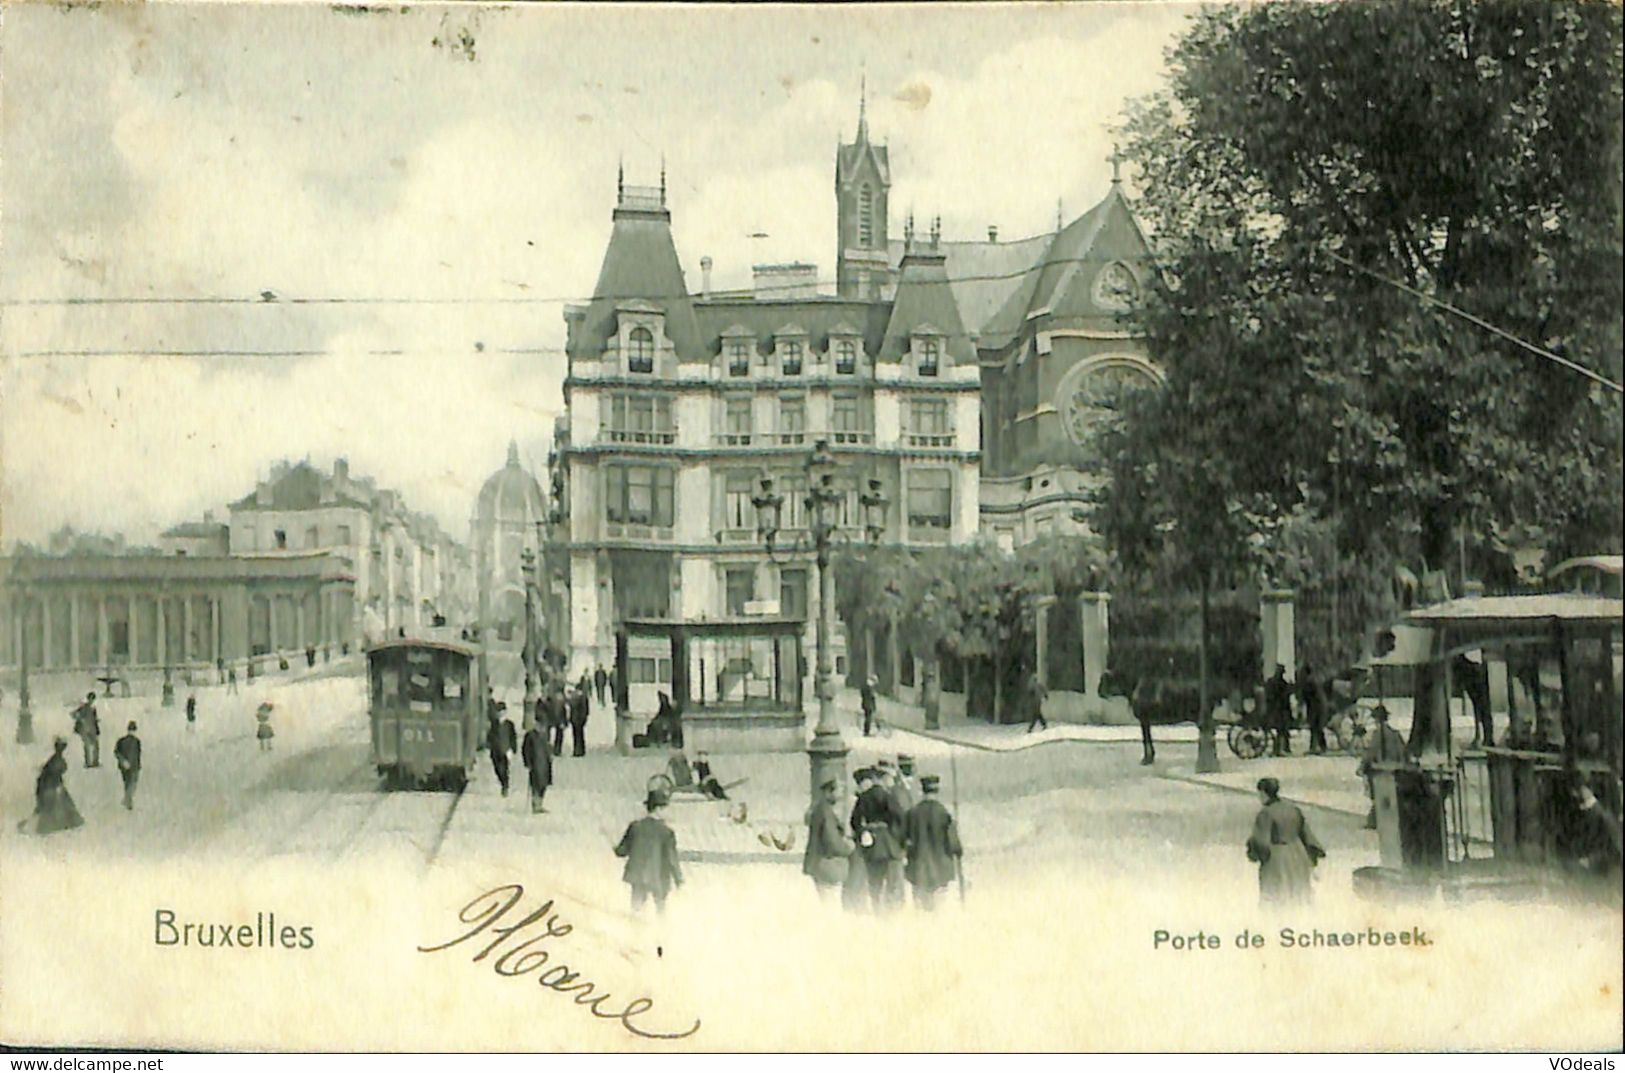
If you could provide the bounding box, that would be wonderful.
[1,3,1190,548]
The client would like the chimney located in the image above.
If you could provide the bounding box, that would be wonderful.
[255,481,271,507]
[700,256,713,299]
[203,510,214,524]
[988,225,998,242]
[334,457,349,481]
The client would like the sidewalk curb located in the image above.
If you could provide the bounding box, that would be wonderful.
[888,724,1159,754]
[1159,771,1367,819]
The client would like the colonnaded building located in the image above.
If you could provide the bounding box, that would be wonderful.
[556,103,1164,713]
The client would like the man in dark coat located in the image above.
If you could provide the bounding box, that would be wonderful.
[594,664,609,706]
[1265,666,1293,756]
[73,692,101,768]
[114,721,142,810]
[614,789,682,912]
[520,720,552,813]
[803,777,854,900]
[185,693,198,733]
[547,688,568,757]
[852,764,906,911]
[1026,672,1049,733]
[1299,663,1327,755]
[568,686,590,757]
[904,775,963,910]
[860,677,877,737]
[1453,652,1494,747]
[486,711,513,797]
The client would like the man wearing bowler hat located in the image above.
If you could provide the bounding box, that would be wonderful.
[614,788,683,913]
[904,774,962,910]
[114,721,142,811]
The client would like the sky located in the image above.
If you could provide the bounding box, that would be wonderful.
[0,2,1196,549]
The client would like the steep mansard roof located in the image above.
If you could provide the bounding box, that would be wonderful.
[692,298,891,357]
[879,246,974,364]
[567,204,704,362]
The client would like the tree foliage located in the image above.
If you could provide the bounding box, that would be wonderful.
[1113,1,1623,585]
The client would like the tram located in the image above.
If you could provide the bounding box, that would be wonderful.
[367,630,483,790]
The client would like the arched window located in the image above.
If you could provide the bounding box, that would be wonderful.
[858,185,873,246]
[628,327,655,373]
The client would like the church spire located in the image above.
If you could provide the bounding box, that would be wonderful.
[506,440,520,467]
[856,73,868,142]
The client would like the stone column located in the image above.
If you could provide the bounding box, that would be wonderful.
[182,597,194,663]
[267,595,278,657]
[40,597,52,669]
[210,597,221,663]
[155,596,168,666]
[1260,589,1296,681]
[69,594,81,667]
[295,598,307,651]
[1079,591,1111,705]
[1034,594,1056,690]
[128,595,139,666]
[98,598,109,667]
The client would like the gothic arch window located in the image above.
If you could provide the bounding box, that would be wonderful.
[628,327,655,373]
[858,184,874,246]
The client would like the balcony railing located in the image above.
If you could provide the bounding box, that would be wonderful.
[905,432,956,448]
[830,429,874,445]
[717,432,754,446]
[603,428,677,445]
[776,431,807,446]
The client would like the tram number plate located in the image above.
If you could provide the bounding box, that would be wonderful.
[401,726,437,744]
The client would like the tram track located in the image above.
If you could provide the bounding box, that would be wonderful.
[326,781,466,870]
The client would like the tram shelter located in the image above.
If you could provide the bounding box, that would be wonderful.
[1362,593,1622,897]
[613,615,807,754]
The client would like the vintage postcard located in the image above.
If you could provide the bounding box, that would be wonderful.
[1,0,1621,1054]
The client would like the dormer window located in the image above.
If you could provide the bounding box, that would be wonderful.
[781,341,803,376]
[835,339,857,375]
[727,341,751,377]
[628,327,655,373]
[918,338,940,377]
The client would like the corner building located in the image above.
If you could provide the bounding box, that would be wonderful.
[561,174,981,710]
[560,108,1162,712]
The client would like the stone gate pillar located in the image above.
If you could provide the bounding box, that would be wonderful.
[1079,591,1111,705]
[1034,594,1056,690]
[1260,589,1296,681]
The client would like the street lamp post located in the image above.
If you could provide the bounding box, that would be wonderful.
[521,546,538,732]
[15,575,34,746]
[755,440,887,802]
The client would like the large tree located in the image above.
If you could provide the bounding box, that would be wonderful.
[1117,1,1624,583]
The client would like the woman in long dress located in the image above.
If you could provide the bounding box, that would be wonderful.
[1246,777,1324,905]
[32,738,85,835]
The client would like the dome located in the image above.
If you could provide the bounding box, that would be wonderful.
[474,442,547,525]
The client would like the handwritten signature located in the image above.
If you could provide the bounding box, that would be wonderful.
[418,883,701,1041]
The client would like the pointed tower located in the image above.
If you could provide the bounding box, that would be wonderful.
[835,83,891,300]
[565,167,702,367]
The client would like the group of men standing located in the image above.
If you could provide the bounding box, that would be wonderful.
[483,676,598,813]
[803,754,964,911]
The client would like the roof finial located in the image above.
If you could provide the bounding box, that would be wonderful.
[1056,197,1064,233]
[660,154,667,206]
[931,215,941,249]
[904,211,915,247]
[617,158,624,201]
[857,71,868,141]
[507,440,520,466]
[1110,146,1123,187]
